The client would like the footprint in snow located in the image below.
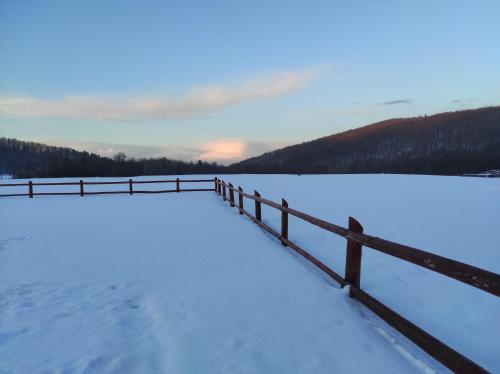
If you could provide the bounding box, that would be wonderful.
[125,299,140,310]
[109,282,133,291]
[0,236,31,251]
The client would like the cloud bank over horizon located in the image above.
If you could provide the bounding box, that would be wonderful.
[0,68,319,120]
[378,99,412,105]
[42,138,288,164]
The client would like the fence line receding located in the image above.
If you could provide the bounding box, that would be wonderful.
[1,176,498,372]
[0,178,216,198]
[215,178,499,373]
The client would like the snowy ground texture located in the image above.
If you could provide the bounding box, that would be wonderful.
[1,174,499,373]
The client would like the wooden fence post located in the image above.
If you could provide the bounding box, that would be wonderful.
[254,190,261,221]
[176,178,180,192]
[28,181,33,198]
[214,177,217,192]
[129,179,133,195]
[281,199,288,246]
[345,216,364,289]
[222,181,227,200]
[217,179,221,194]
[229,183,235,207]
[80,180,84,196]
[238,186,243,214]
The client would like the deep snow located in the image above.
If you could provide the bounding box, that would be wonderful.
[1,174,499,372]
[220,174,500,371]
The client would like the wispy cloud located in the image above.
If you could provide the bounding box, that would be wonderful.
[377,99,412,105]
[0,68,319,120]
[451,98,475,107]
[46,140,203,161]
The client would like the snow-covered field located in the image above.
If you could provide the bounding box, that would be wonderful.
[1,174,499,373]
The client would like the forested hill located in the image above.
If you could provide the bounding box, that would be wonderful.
[2,106,499,178]
[230,106,500,175]
[0,138,224,178]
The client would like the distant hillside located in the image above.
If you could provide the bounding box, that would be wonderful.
[231,106,500,175]
[2,106,499,178]
[0,138,223,178]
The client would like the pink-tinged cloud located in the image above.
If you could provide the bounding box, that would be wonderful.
[0,68,319,120]
[198,140,246,162]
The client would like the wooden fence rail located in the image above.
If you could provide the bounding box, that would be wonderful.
[0,178,216,198]
[215,178,499,373]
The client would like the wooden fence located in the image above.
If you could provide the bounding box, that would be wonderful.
[1,175,498,371]
[215,178,499,373]
[0,178,216,198]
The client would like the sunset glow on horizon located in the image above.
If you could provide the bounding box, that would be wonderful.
[199,140,246,163]
[1,1,499,163]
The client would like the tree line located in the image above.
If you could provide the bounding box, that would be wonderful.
[0,138,224,178]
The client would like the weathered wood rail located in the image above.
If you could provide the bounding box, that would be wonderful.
[0,178,215,197]
[215,178,499,373]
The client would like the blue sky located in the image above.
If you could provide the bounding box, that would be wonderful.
[1,0,499,163]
